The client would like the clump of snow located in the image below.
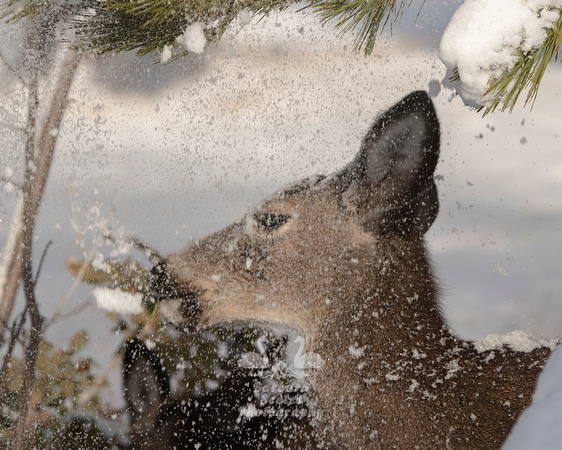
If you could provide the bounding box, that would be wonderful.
[408,379,420,393]
[439,0,562,108]
[161,45,172,63]
[93,287,143,315]
[238,8,252,27]
[176,22,207,54]
[444,359,461,380]
[503,346,562,449]
[239,403,259,418]
[385,373,400,382]
[3,181,14,193]
[473,330,558,353]
[349,343,366,358]
[205,379,220,391]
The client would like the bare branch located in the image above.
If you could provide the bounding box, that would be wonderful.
[0,120,26,134]
[14,12,61,445]
[0,49,27,87]
[0,308,27,397]
[15,265,44,449]
[0,48,82,342]
[103,229,163,263]
[45,299,92,328]
[58,190,121,319]
[33,240,53,287]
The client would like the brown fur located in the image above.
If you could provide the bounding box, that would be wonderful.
[150,92,551,448]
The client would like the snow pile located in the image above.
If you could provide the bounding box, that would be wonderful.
[439,0,562,108]
[473,330,558,353]
[93,287,143,315]
[503,346,562,449]
[176,22,207,54]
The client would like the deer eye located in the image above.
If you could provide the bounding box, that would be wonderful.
[255,213,290,232]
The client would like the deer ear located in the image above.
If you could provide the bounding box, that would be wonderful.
[339,91,440,236]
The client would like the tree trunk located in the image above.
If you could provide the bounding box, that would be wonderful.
[0,12,81,345]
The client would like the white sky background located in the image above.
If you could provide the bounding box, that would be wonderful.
[1,1,561,401]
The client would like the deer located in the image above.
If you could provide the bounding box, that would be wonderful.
[147,91,553,448]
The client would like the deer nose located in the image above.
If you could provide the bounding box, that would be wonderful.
[149,259,182,299]
[147,259,202,332]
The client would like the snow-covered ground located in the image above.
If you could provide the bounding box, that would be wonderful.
[1,4,561,445]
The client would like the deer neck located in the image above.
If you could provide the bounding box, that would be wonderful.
[309,236,444,353]
[307,239,549,448]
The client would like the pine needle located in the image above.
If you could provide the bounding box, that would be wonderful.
[306,0,423,53]
[68,0,424,58]
[71,0,252,57]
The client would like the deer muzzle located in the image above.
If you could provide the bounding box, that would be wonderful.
[147,259,201,332]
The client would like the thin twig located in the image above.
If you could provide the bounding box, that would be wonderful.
[0,120,26,134]
[59,190,122,318]
[0,50,28,87]
[0,308,28,396]
[103,229,163,263]
[54,246,100,319]
[44,301,91,328]
[0,176,22,190]
[56,191,109,316]
[15,274,44,449]
[33,240,53,287]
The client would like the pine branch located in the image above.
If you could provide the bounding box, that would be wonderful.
[0,49,27,86]
[307,0,423,54]
[1,0,77,22]
[0,0,36,21]
[4,0,560,113]
[481,10,562,115]
[69,0,420,59]
[71,0,259,58]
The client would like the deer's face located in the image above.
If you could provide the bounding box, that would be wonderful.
[149,91,441,345]
[151,176,379,336]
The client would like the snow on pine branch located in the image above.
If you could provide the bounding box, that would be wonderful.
[440,0,562,112]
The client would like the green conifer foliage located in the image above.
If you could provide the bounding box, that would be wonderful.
[1,0,561,112]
